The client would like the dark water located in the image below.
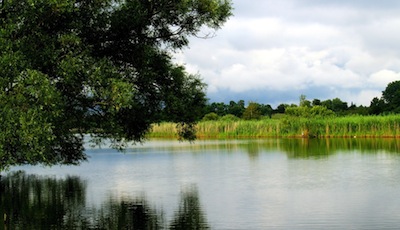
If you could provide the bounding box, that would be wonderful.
[3,138,400,229]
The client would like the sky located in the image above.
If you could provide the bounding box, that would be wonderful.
[175,0,400,108]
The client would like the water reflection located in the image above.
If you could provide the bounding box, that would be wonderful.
[145,137,400,159]
[196,138,400,159]
[0,172,209,230]
[4,138,400,229]
[280,138,400,159]
[170,187,209,229]
[89,197,164,230]
[1,171,86,229]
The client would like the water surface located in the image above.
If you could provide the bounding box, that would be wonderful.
[3,138,400,229]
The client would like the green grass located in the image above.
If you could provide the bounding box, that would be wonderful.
[148,115,400,138]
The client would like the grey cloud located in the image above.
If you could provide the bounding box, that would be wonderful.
[233,0,399,26]
[207,85,347,108]
[178,0,400,107]
[295,0,400,9]
[232,0,290,18]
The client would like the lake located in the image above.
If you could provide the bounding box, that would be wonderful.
[3,138,400,229]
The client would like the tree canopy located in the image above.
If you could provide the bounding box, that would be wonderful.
[382,80,400,113]
[0,0,233,171]
[242,102,262,120]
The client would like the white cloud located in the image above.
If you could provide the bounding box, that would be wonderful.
[338,89,383,106]
[176,0,400,106]
[368,70,400,88]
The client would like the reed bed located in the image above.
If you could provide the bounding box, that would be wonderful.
[149,115,400,138]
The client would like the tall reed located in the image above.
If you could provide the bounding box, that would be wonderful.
[148,115,400,138]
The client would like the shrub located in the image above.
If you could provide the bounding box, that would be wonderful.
[220,114,240,121]
[202,112,219,121]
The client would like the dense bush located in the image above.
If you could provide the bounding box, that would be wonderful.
[202,112,219,121]
[220,114,240,121]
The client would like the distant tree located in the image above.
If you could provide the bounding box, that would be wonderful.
[331,98,348,113]
[238,100,245,108]
[206,102,229,116]
[227,100,245,117]
[202,112,219,121]
[220,114,240,121]
[321,99,333,110]
[355,105,369,115]
[312,99,321,106]
[259,104,273,118]
[346,103,369,115]
[299,94,311,107]
[299,94,306,106]
[285,106,309,117]
[321,98,347,114]
[310,106,335,117]
[275,104,287,114]
[285,105,334,118]
[242,102,262,120]
[369,97,387,115]
[382,81,400,112]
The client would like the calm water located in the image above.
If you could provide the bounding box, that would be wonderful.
[3,138,400,229]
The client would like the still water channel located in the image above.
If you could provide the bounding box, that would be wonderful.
[3,138,400,229]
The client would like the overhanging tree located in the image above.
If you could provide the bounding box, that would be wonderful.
[0,0,232,171]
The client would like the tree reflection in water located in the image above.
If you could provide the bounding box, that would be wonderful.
[91,197,164,229]
[1,171,86,229]
[0,171,209,230]
[170,186,210,229]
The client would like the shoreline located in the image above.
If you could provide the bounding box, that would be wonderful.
[148,115,400,139]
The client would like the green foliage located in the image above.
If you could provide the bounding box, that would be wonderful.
[299,94,311,107]
[150,115,400,138]
[321,98,348,113]
[275,104,288,113]
[176,122,197,141]
[242,102,262,120]
[0,0,233,170]
[227,100,245,117]
[204,100,246,117]
[285,105,335,118]
[220,114,240,121]
[202,112,219,121]
[279,115,400,138]
[369,97,387,115]
[312,99,321,106]
[310,106,336,117]
[382,80,400,112]
[285,106,308,117]
[258,104,273,117]
[0,70,85,172]
[205,102,228,116]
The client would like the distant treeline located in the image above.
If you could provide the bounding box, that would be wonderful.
[150,81,400,138]
[202,97,358,120]
[197,80,400,121]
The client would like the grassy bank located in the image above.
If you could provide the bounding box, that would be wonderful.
[149,115,400,138]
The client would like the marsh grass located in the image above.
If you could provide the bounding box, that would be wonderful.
[149,115,400,138]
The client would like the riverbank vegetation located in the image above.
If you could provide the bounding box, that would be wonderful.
[150,82,400,139]
[149,115,400,138]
